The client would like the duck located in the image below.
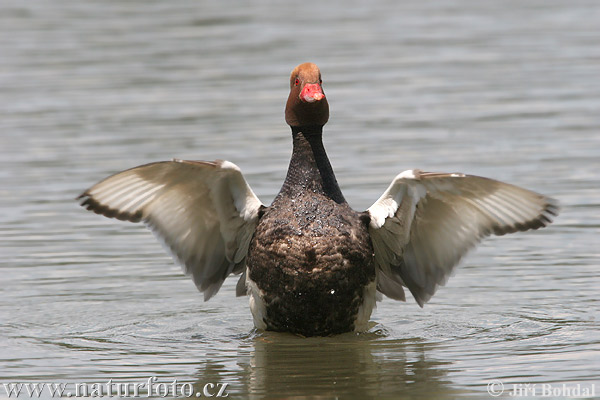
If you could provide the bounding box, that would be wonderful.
[78,62,559,336]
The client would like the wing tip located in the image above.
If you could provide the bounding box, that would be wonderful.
[410,290,428,308]
[492,195,559,236]
[77,194,143,223]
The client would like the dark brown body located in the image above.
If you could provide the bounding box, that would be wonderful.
[246,131,376,336]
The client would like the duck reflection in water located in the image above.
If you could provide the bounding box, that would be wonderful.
[191,330,462,399]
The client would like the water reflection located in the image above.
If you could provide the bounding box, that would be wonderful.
[193,330,464,399]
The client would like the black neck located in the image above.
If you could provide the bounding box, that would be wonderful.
[276,126,345,204]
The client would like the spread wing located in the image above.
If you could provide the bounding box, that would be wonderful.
[367,169,559,306]
[78,159,264,300]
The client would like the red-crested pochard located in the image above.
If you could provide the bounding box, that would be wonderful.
[79,63,558,336]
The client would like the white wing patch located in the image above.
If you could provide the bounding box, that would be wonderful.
[368,169,558,307]
[78,159,264,300]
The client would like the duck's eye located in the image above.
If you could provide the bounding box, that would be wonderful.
[294,78,300,86]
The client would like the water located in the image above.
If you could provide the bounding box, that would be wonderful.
[1,0,599,398]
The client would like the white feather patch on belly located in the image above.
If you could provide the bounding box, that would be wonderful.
[354,280,377,332]
[246,269,267,330]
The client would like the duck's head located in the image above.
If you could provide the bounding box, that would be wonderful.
[285,63,329,129]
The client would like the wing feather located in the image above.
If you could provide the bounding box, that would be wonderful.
[368,169,558,306]
[78,159,264,300]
